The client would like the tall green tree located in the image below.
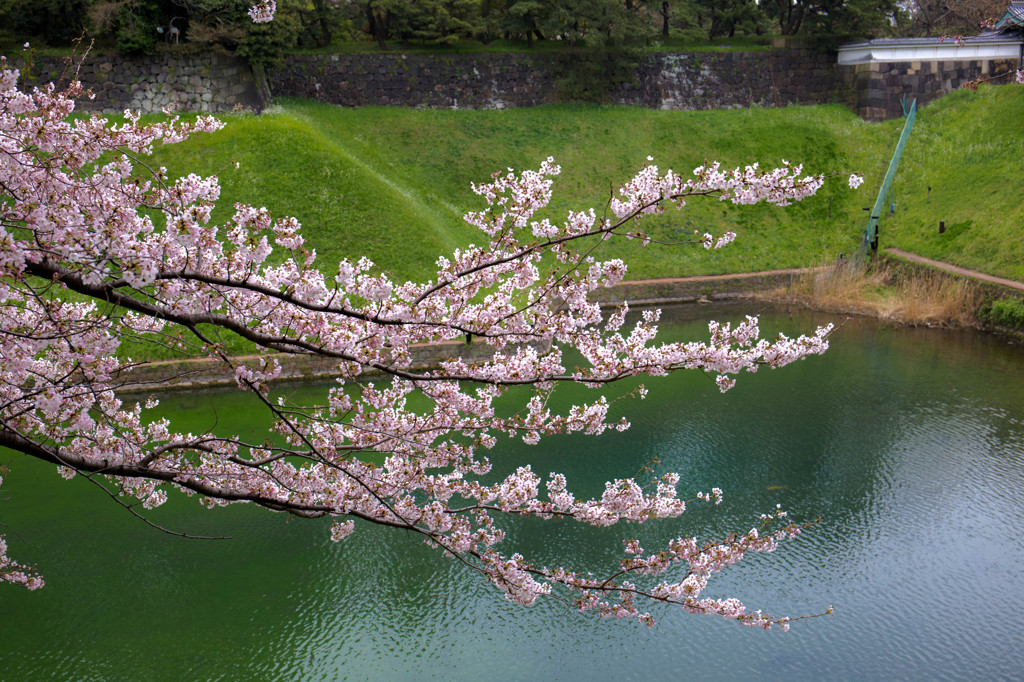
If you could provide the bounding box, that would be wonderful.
[501,1,548,46]
[357,0,482,47]
[762,0,900,37]
[694,0,763,38]
[541,0,653,46]
[761,0,807,34]
[1,0,90,46]
[88,0,179,54]
[395,0,483,44]
[235,0,301,66]
[902,0,1005,36]
[805,0,901,36]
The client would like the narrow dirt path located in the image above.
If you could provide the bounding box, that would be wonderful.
[885,248,1024,292]
[612,266,819,285]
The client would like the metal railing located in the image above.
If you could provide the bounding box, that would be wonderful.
[861,98,916,256]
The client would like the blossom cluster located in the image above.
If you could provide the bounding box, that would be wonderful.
[609,158,826,220]
[540,506,815,629]
[247,0,276,23]
[0,58,854,626]
[0,477,43,590]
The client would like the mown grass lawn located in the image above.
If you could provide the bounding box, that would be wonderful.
[884,85,1024,282]
[111,86,1024,361]
[151,99,899,283]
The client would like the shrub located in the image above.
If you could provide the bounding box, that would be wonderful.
[978,297,1024,329]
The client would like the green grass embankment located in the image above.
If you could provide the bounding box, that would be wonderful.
[153,99,892,283]
[127,87,1022,361]
[884,85,1024,283]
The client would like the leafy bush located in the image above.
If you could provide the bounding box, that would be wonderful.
[2,0,89,47]
[237,1,300,67]
[978,297,1024,329]
[89,0,166,55]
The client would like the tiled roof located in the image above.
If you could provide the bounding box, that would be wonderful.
[841,2,1024,50]
[840,32,1022,50]
[994,1,1024,29]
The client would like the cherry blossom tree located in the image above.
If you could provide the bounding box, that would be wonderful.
[0,15,862,626]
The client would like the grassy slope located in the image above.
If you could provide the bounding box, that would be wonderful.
[123,92,1023,361]
[153,100,892,284]
[152,109,473,283]
[883,85,1024,282]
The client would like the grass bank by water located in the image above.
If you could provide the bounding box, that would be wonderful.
[151,85,1024,286]
[118,87,1024,360]
[762,260,987,328]
[151,99,891,283]
[884,85,1024,282]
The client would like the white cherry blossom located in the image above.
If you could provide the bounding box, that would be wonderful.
[0,59,852,629]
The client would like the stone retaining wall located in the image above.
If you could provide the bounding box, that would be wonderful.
[839,58,1019,120]
[590,272,803,306]
[13,48,1017,123]
[268,49,843,110]
[269,52,554,108]
[14,48,841,114]
[116,338,552,393]
[624,49,842,109]
[18,53,264,114]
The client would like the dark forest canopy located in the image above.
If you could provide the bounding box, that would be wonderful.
[2,0,910,56]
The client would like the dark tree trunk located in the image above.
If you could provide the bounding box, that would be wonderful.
[478,0,493,43]
[312,0,332,46]
[366,3,388,49]
[781,4,804,35]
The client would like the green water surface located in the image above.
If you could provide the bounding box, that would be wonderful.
[1,305,1023,680]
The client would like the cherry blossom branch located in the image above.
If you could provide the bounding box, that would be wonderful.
[0,58,870,626]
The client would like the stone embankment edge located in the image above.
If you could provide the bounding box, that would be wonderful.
[116,268,808,394]
[883,248,1024,293]
[879,249,1024,340]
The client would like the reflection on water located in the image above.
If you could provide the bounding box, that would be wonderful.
[1,305,1023,680]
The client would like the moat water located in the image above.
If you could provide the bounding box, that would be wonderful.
[2,305,1023,680]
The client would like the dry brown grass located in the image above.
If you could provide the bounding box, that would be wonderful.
[759,260,984,328]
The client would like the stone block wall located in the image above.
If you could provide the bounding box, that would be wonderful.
[268,49,844,111]
[266,52,582,109]
[12,48,1016,120]
[590,272,804,306]
[628,49,843,109]
[840,58,1019,120]
[269,53,557,108]
[17,53,264,114]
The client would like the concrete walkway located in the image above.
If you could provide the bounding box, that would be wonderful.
[885,248,1024,292]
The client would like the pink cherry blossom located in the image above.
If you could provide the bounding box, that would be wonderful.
[0,57,846,629]
[0,478,43,590]
[247,0,276,23]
